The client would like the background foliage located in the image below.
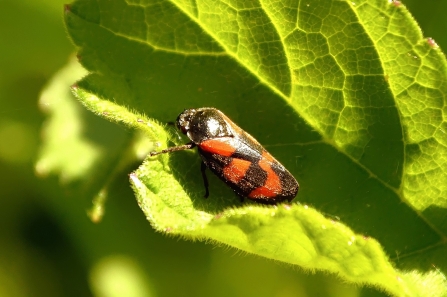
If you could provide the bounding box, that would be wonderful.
[1,0,446,296]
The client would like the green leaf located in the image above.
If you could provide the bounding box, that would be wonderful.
[64,0,447,296]
[36,57,155,221]
[36,56,96,182]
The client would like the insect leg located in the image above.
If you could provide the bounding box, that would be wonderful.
[201,161,210,198]
[150,142,195,156]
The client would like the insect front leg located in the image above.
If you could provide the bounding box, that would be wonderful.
[150,142,196,156]
[200,161,210,198]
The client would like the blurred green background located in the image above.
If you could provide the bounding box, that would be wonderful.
[1,0,445,296]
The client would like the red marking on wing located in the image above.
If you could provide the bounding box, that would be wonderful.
[223,158,252,184]
[199,139,236,157]
[248,151,281,199]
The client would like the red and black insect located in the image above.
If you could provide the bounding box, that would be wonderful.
[150,108,299,204]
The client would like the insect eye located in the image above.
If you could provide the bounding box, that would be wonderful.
[176,121,188,134]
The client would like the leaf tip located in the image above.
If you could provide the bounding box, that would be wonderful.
[87,207,104,224]
[388,0,402,7]
[88,189,108,223]
[427,37,439,49]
